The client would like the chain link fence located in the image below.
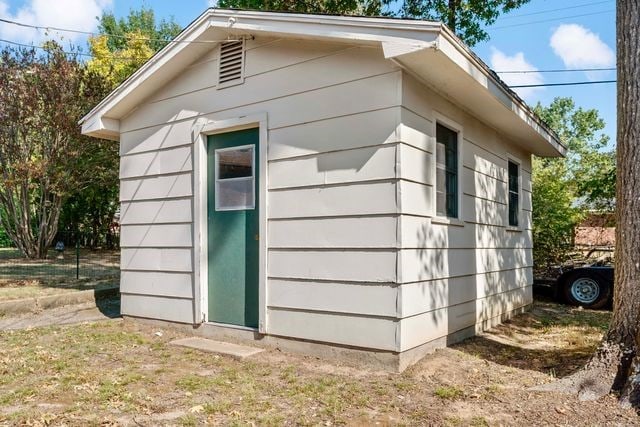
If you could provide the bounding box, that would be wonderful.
[0,230,120,286]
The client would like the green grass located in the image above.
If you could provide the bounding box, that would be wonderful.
[433,385,464,400]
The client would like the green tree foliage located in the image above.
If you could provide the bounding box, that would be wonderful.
[0,43,113,258]
[64,7,182,248]
[532,97,615,270]
[396,1,530,45]
[0,227,11,248]
[217,0,384,15]
[217,0,530,45]
[88,6,182,86]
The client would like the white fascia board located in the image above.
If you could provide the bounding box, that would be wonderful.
[385,27,563,157]
[81,116,120,141]
[434,28,564,156]
[79,10,213,130]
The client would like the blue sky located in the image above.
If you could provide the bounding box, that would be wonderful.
[0,0,616,144]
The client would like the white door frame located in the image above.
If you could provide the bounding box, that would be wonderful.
[192,113,268,333]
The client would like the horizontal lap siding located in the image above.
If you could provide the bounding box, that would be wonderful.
[269,216,398,248]
[120,271,194,298]
[268,144,397,189]
[268,279,398,317]
[118,39,401,338]
[120,46,398,133]
[121,294,194,324]
[398,248,532,283]
[397,72,534,350]
[269,250,397,283]
[120,224,192,248]
[399,267,532,317]
[269,181,398,218]
[399,286,531,351]
[267,308,397,351]
[268,107,401,160]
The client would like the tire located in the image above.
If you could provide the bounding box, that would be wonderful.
[561,271,611,309]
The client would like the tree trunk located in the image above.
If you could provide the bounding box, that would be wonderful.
[613,0,640,407]
[534,0,640,409]
[447,0,458,32]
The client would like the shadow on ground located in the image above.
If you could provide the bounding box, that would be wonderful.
[454,296,611,378]
[95,292,121,319]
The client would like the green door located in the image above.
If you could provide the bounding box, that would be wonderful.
[207,128,259,328]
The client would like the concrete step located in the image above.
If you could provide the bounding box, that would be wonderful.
[169,337,264,360]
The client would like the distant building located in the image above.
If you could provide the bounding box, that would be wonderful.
[575,212,615,248]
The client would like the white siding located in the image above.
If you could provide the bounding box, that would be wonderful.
[116,36,535,353]
[268,216,398,249]
[267,308,398,351]
[268,279,398,317]
[118,38,401,340]
[396,72,534,351]
[269,250,397,283]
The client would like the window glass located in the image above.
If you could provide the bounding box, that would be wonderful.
[215,146,255,211]
[508,160,520,226]
[436,123,459,218]
[218,147,253,179]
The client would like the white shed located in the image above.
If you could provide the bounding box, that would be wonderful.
[81,8,564,371]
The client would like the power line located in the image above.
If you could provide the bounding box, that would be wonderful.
[0,17,235,45]
[500,0,613,20]
[0,38,142,61]
[490,9,615,29]
[511,80,616,88]
[497,67,616,74]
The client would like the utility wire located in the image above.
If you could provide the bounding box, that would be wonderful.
[511,80,616,88]
[0,17,235,45]
[490,9,615,29]
[497,67,616,74]
[0,38,141,60]
[499,0,613,20]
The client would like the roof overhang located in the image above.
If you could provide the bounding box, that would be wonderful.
[80,8,564,157]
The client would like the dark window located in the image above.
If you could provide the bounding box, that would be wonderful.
[436,123,459,218]
[508,160,520,227]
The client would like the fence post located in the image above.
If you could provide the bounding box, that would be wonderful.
[76,240,80,280]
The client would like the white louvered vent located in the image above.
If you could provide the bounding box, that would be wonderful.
[217,40,245,88]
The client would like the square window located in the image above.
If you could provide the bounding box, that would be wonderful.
[215,145,255,211]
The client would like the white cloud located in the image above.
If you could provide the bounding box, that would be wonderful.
[550,24,614,69]
[490,47,544,100]
[0,0,112,45]
[208,0,219,7]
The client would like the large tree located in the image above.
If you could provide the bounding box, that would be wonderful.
[88,6,182,86]
[531,98,615,271]
[395,0,530,45]
[537,0,640,409]
[218,0,530,45]
[0,44,111,258]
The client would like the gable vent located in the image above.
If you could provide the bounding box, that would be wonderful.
[217,40,245,88]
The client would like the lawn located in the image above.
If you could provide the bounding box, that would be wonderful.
[0,301,637,426]
[0,248,119,289]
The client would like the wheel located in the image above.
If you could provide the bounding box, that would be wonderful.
[562,271,610,309]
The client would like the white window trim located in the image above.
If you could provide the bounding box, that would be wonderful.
[192,113,268,333]
[431,111,464,227]
[214,144,256,211]
[506,153,523,232]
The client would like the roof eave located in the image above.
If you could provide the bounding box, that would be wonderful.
[80,9,563,157]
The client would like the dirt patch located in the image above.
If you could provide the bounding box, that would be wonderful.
[0,301,637,426]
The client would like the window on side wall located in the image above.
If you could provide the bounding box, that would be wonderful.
[508,160,520,227]
[435,123,459,218]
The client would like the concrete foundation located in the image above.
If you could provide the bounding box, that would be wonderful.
[125,303,530,372]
